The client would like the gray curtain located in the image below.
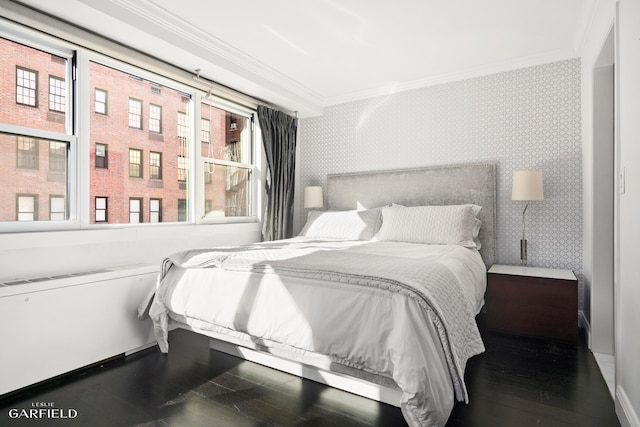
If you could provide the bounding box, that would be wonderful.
[257,105,298,241]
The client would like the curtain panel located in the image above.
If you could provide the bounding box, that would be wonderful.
[258,105,298,241]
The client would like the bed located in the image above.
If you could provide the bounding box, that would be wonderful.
[139,163,496,427]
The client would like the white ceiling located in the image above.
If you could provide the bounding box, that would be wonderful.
[14,0,597,116]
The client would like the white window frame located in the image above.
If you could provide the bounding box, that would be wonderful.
[196,98,257,224]
[0,19,76,233]
[0,16,260,233]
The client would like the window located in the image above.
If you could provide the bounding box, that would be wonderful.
[95,89,107,114]
[88,61,193,224]
[150,198,161,223]
[150,151,162,180]
[95,143,108,169]
[128,98,142,129]
[49,195,65,220]
[49,141,67,172]
[16,136,38,169]
[17,195,37,221]
[1,36,70,226]
[177,112,188,182]
[201,102,253,218]
[16,66,37,107]
[2,24,256,230]
[129,198,142,223]
[178,199,187,222]
[129,149,142,178]
[201,118,211,143]
[149,104,162,133]
[95,197,107,222]
[49,76,66,112]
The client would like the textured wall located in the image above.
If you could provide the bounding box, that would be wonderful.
[297,59,584,309]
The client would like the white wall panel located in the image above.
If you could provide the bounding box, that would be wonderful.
[0,266,158,395]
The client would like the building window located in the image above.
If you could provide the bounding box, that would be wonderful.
[95,197,108,222]
[150,151,162,180]
[149,104,162,133]
[150,199,161,223]
[177,156,187,182]
[201,118,211,144]
[128,98,142,129]
[16,66,38,107]
[178,199,187,222]
[17,195,38,221]
[95,88,107,114]
[49,141,67,172]
[50,195,65,220]
[129,149,142,178]
[49,76,66,112]
[95,143,108,169]
[16,136,39,169]
[129,198,142,223]
[177,112,189,182]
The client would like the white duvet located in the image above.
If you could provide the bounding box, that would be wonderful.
[140,237,486,427]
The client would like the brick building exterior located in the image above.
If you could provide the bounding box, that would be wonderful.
[1,37,249,224]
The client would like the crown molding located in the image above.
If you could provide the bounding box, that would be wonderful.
[13,0,323,116]
[105,0,324,113]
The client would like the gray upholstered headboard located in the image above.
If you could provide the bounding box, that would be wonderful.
[326,163,497,268]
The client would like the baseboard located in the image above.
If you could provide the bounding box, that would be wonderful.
[593,352,615,399]
[578,310,591,348]
[125,341,158,356]
[616,386,640,427]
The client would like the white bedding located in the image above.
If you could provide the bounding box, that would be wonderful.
[140,237,486,427]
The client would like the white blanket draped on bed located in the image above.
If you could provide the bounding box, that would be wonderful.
[140,237,486,427]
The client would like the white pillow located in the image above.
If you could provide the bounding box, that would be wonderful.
[376,204,482,248]
[299,209,382,240]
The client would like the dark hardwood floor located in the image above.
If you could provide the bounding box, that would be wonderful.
[0,315,619,426]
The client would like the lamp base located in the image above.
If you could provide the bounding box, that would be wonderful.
[520,239,528,265]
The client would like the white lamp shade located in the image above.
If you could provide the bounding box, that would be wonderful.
[304,186,324,208]
[512,170,544,201]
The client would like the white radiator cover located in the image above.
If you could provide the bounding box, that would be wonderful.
[0,265,158,396]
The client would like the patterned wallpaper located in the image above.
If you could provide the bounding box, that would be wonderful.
[296,58,584,309]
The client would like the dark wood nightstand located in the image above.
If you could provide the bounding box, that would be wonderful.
[486,264,578,344]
